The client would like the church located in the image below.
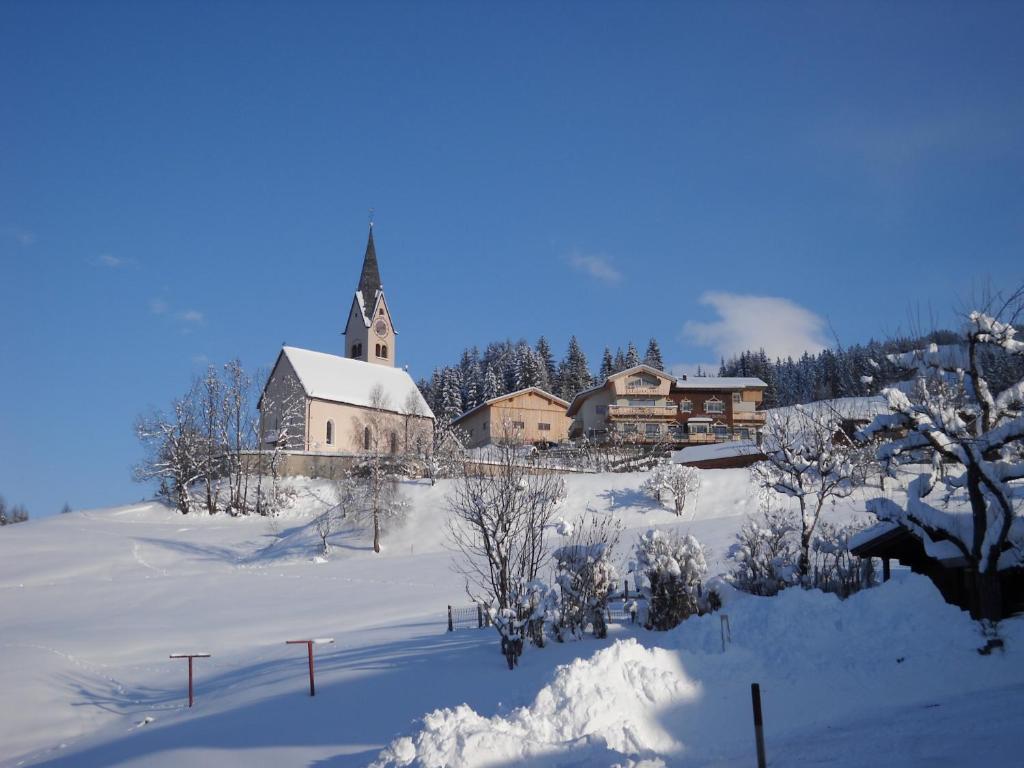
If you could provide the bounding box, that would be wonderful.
[257,225,435,462]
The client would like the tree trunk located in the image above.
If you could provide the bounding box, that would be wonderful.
[977,567,1004,622]
[373,509,381,553]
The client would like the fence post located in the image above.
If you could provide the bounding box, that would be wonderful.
[751,683,767,768]
[624,578,629,601]
[720,614,731,652]
[447,605,453,632]
[477,603,483,629]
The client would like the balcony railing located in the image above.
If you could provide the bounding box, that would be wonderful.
[608,405,678,419]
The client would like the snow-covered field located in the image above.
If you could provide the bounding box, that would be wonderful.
[1,470,1021,767]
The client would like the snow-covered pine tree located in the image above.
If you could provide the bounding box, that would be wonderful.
[599,347,615,381]
[613,347,626,373]
[482,363,500,402]
[438,368,465,425]
[624,342,641,369]
[557,336,593,400]
[536,336,557,392]
[643,338,665,371]
[515,343,544,390]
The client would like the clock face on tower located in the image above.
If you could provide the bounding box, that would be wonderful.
[374,318,389,338]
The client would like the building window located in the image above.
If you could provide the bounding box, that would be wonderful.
[705,397,725,414]
[375,343,381,357]
[538,422,551,431]
[381,344,388,359]
[483,421,488,431]
[713,423,729,437]
[326,420,334,445]
[378,308,384,316]
[623,422,638,433]
[351,343,363,358]
[390,432,398,454]
[364,426,371,451]
[645,423,659,437]
[678,399,693,413]
[628,398,656,407]
[732,392,742,404]
[689,422,708,434]
[626,374,658,389]
[512,421,525,429]
[595,405,608,415]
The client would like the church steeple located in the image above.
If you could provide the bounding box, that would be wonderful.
[344,222,396,368]
[356,224,382,307]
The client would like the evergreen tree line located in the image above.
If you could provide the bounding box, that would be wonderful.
[0,495,30,526]
[419,336,667,425]
[717,328,1024,409]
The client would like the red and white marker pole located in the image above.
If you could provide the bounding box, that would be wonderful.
[285,638,334,696]
[169,653,211,708]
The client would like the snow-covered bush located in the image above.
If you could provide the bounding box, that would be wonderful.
[727,503,799,596]
[642,463,701,516]
[552,514,622,639]
[810,520,874,597]
[634,529,707,630]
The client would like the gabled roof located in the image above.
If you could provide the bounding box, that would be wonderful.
[261,346,433,418]
[566,364,674,417]
[674,376,768,390]
[452,387,569,425]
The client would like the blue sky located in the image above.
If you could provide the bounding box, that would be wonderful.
[2,1,1022,517]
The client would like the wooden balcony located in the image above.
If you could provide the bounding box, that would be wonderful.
[607,405,678,420]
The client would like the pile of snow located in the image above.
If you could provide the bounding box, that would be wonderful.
[373,639,695,767]
[375,574,1024,767]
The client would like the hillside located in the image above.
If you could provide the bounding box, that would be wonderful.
[1,470,1021,767]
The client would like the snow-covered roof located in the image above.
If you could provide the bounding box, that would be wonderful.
[276,346,434,418]
[453,387,569,425]
[767,396,889,424]
[674,376,767,390]
[671,440,762,464]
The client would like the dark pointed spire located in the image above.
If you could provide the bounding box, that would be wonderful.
[356,223,382,306]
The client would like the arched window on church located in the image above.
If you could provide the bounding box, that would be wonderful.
[326,420,334,446]
[364,426,371,451]
[375,343,381,357]
[381,344,388,359]
[351,343,362,359]
[390,432,398,454]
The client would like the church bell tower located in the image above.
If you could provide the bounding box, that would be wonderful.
[343,223,396,367]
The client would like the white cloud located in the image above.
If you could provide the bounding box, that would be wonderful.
[149,298,168,315]
[94,253,136,268]
[16,231,35,247]
[682,292,829,361]
[179,309,204,324]
[567,251,622,284]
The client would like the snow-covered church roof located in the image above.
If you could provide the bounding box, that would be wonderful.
[276,346,434,418]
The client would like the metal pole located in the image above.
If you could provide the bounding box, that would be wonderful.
[170,653,210,709]
[751,683,767,768]
[188,657,194,708]
[448,605,453,632]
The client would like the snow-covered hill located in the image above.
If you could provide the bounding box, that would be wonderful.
[1,470,1020,767]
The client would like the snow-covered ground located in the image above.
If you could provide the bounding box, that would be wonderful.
[1,470,1021,767]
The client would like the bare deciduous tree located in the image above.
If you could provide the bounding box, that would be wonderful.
[751,408,855,579]
[134,383,204,514]
[447,420,566,612]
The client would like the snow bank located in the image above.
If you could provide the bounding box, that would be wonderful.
[376,574,1024,768]
[373,639,696,767]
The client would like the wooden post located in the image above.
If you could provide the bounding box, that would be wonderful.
[624,579,629,601]
[751,683,767,768]
[286,639,334,697]
[170,653,210,708]
[883,558,891,582]
[477,604,484,629]
[720,614,731,652]
[448,605,454,632]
